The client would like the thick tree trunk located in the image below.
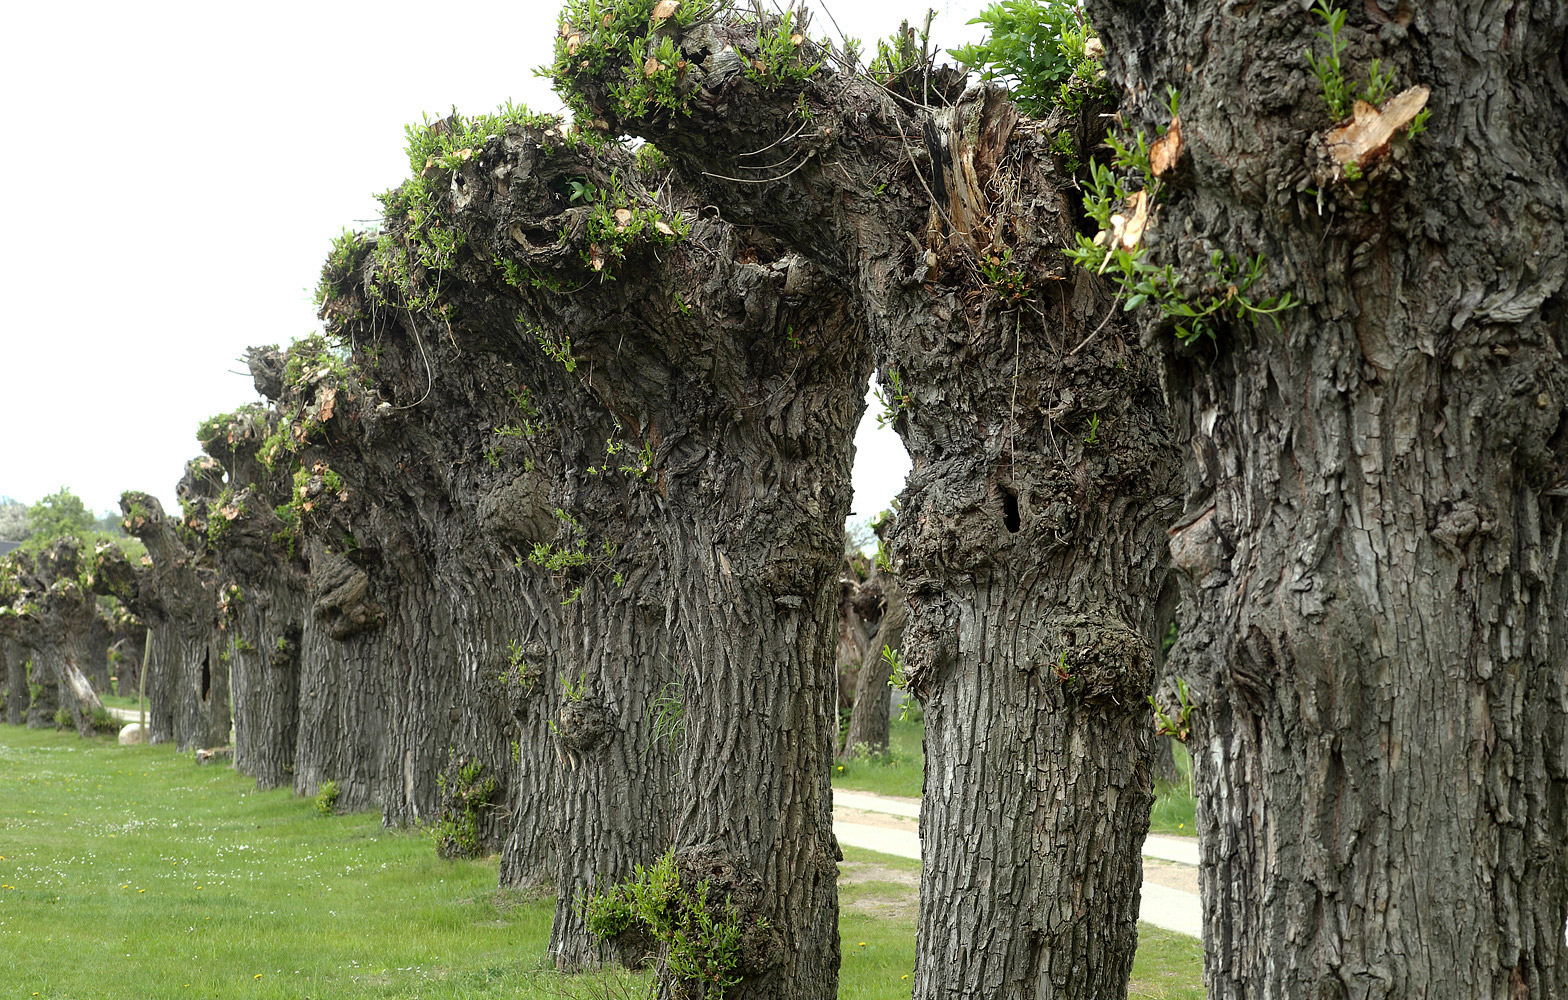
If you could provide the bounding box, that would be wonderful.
[195,406,309,789]
[2,637,24,725]
[306,110,864,988]
[83,612,112,694]
[24,645,58,729]
[140,620,177,744]
[107,617,145,700]
[555,15,1180,998]
[1085,2,1568,995]
[292,540,388,812]
[548,558,677,970]
[120,490,224,751]
[27,540,111,738]
[842,574,905,758]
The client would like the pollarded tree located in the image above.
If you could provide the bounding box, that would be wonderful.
[90,531,169,736]
[196,401,309,790]
[550,4,1181,998]
[119,489,225,750]
[1082,0,1568,995]
[29,538,112,738]
[841,513,907,759]
[0,634,18,726]
[314,104,867,991]
[0,552,52,728]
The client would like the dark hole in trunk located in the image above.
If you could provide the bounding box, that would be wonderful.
[200,653,211,703]
[1002,488,1021,533]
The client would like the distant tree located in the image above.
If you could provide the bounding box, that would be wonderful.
[23,488,96,551]
[0,498,28,542]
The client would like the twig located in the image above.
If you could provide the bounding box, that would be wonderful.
[1067,299,1119,357]
[702,150,815,184]
[737,120,810,159]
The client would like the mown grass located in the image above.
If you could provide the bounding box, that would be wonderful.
[1148,742,1197,837]
[833,719,1199,840]
[832,717,923,798]
[2,726,1200,999]
[98,693,145,711]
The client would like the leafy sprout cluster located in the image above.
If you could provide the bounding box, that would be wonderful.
[1064,93,1297,341]
[949,0,1108,116]
[550,0,718,122]
[581,849,753,994]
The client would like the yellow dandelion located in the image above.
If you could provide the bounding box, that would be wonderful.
[858,941,866,948]
[255,973,264,979]
[902,975,910,980]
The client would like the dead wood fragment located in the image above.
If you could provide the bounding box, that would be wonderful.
[1323,85,1430,169]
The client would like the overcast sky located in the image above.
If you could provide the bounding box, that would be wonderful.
[0,0,989,526]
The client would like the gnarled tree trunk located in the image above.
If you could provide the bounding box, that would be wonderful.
[199,404,309,790]
[1086,1,1568,995]
[842,572,905,759]
[313,112,865,992]
[1,636,24,725]
[555,12,1180,998]
[119,490,221,749]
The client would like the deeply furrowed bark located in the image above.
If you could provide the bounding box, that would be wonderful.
[119,490,223,749]
[34,541,109,738]
[842,572,905,758]
[1085,1,1568,996]
[249,330,565,860]
[92,523,176,743]
[2,636,24,725]
[557,13,1179,998]
[199,405,308,790]
[316,115,866,992]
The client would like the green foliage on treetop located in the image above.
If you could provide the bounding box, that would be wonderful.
[948,0,1107,115]
[24,488,95,547]
[549,0,719,122]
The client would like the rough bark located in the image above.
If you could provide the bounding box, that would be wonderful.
[556,13,1180,998]
[83,611,112,694]
[33,540,110,738]
[0,553,53,729]
[247,334,560,844]
[106,610,145,698]
[199,404,308,790]
[317,113,865,991]
[842,572,905,758]
[119,490,223,749]
[1085,1,1568,996]
[834,569,878,727]
[91,527,175,743]
[1,636,23,725]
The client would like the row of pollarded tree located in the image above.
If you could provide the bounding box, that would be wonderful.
[21,1,1568,997]
[45,43,1175,999]
[0,539,146,736]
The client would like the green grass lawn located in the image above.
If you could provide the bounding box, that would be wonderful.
[1148,742,1197,837]
[833,718,1199,839]
[1,725,1201,999]
[97,693,144,711]
[832,717,924,798]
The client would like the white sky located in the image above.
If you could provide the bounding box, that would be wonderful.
[0,0,988,525]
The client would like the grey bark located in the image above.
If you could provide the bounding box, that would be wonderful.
[1,539,112,738]
[2,637,23,725]
[84,611,112,694]
[1086,1,1568,996]
[91,529,176,744]
[324,118,865,993]
[118,490,223,749]
[841,573,905,758]
[558,14,1180,999]
[199,404,308,790]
